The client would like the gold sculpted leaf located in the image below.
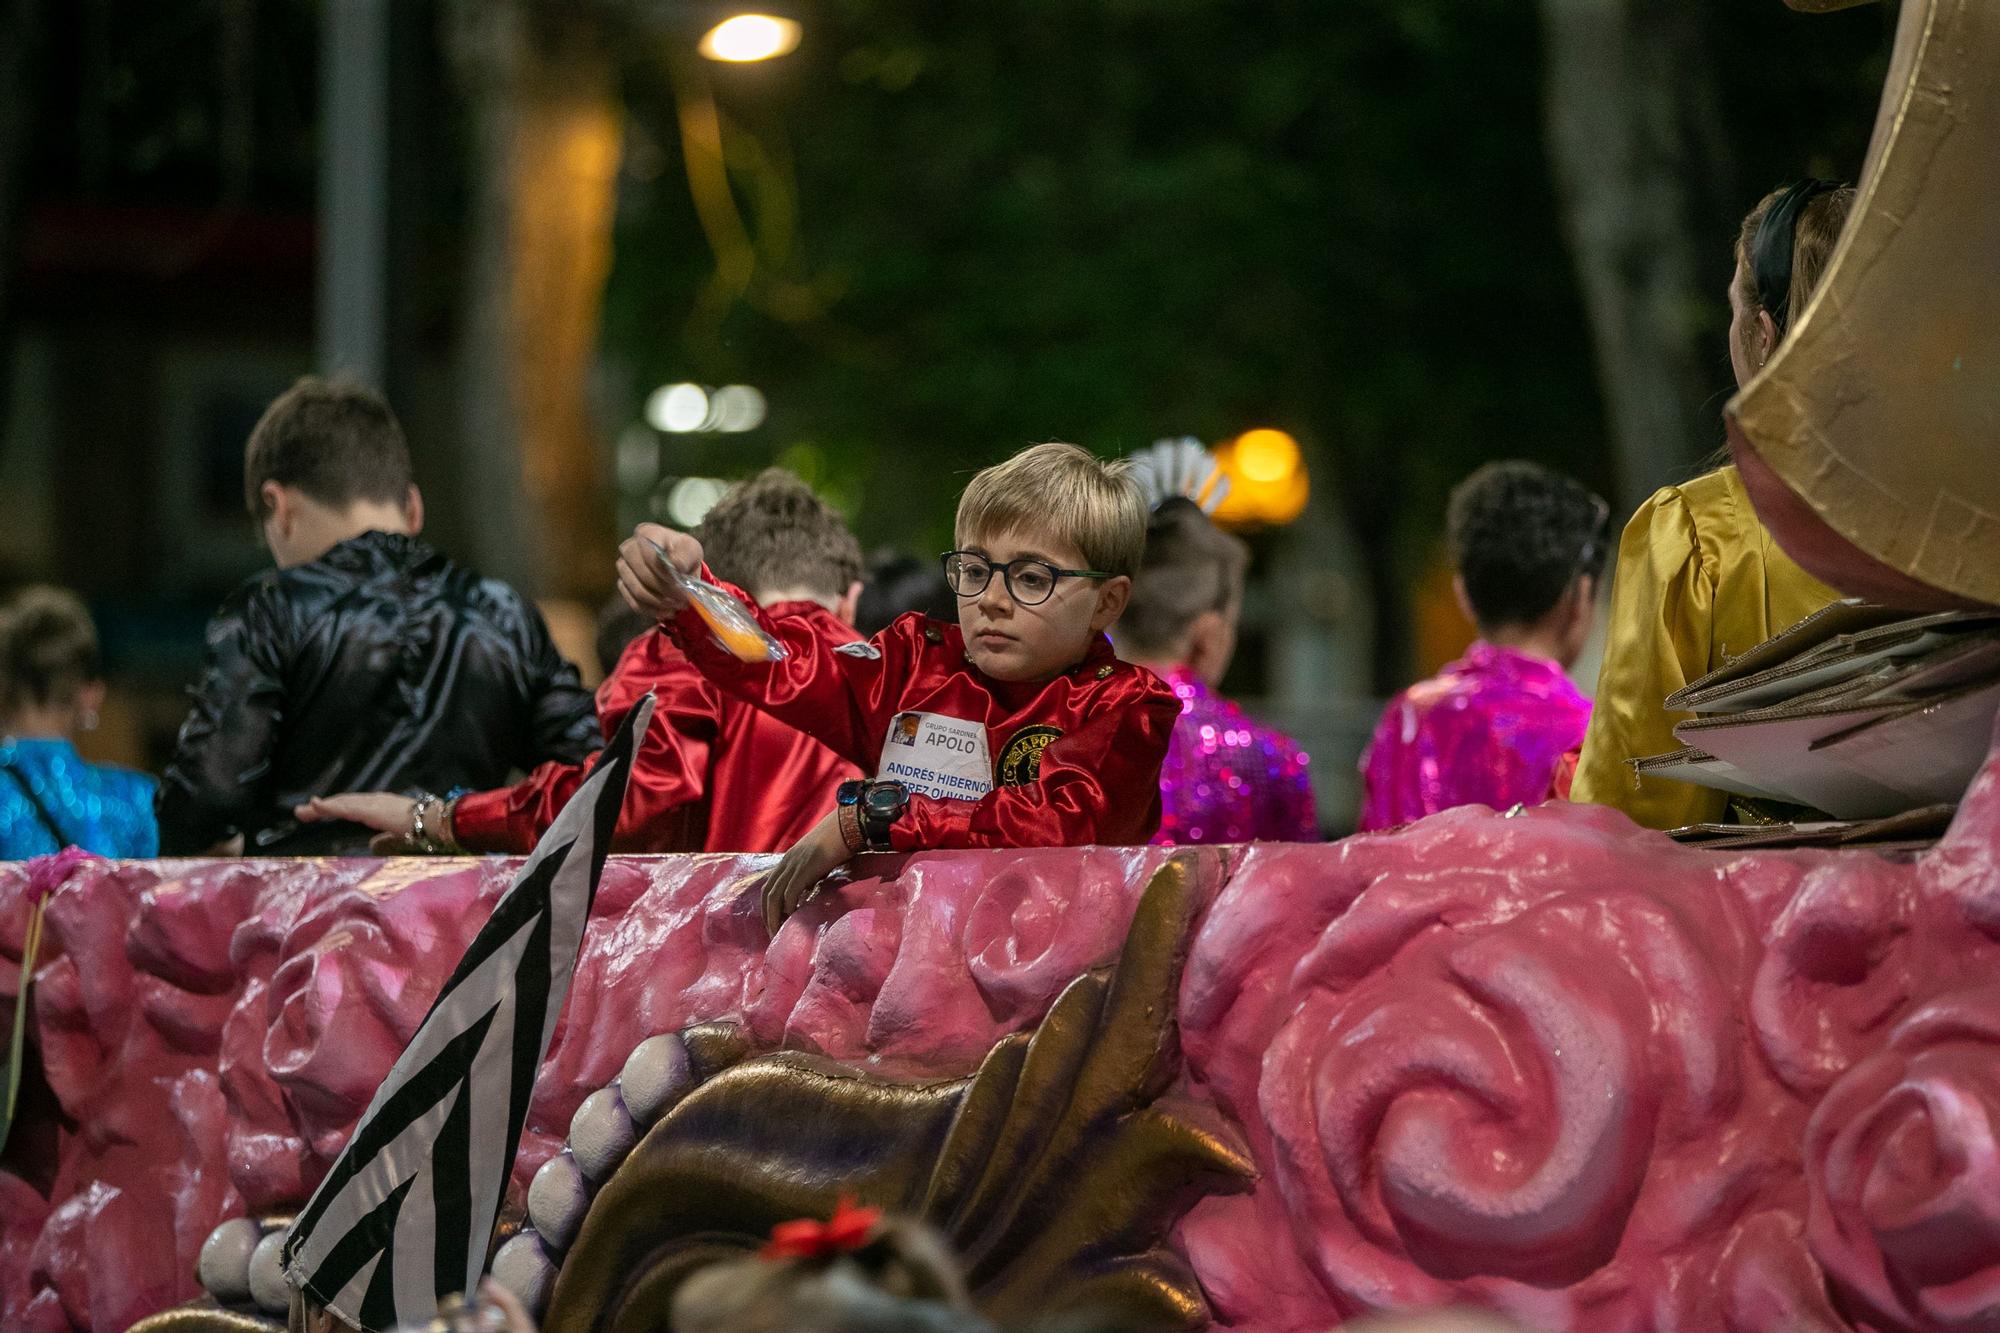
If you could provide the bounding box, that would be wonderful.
[542,853,1253,1332]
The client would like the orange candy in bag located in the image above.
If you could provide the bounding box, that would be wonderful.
[648,539,789,663]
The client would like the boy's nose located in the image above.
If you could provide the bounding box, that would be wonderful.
[977,577,1014,615]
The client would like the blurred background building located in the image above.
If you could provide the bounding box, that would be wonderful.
[0,0,1894,833]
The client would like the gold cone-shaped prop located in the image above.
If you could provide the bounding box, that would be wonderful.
[1729,0,2000,607]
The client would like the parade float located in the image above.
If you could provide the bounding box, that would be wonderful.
[4,0,1997,1327]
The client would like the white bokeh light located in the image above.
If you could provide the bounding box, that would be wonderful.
[645,383,711,434]
[666,476,729,527]
[710,385,768,433]
[615,426,660,492]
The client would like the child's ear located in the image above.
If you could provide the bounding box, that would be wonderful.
[1186,607,1237,685]
[1089,575,1132,635]
[260,482,291,535]
[1754,308,1781,368]
[835,580,863,628]
[1451,573,1476,629]
[403,484,426,535]
[1569,572,1599,644]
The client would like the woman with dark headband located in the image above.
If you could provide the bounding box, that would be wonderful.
[1571,180,1855,830]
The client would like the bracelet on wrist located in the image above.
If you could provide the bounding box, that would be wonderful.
[435,795,464,855]
[408,791,435,852]
[407,791,462,855]
[836,800,864,854]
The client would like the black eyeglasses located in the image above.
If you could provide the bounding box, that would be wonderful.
[941,551,1112,607]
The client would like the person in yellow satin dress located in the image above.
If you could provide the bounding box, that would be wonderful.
[1572,181,1855,830]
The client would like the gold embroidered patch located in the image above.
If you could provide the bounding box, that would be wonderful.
[996,724,1064,786]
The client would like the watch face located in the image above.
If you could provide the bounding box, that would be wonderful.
[863,785,905,817]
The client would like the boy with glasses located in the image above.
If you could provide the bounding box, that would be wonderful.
[618,442,1180,932]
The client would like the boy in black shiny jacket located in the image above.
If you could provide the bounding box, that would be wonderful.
[155,377,597,855]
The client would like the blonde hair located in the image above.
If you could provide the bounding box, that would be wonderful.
[1119,498,1249,656]
[1,585,100,716]
[955,443,1147,579]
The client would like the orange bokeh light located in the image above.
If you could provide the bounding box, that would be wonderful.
[1214,429,1309,527]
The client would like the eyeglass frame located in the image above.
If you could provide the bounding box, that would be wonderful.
[1574,494,1614,576]
[939,550,1113,607]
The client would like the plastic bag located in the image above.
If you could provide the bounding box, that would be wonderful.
[648,539,789,662]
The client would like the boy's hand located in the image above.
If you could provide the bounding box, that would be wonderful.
[296,792,438,854]
[297,791,414,835]
[616,523,704,623]
[757,809,854,935]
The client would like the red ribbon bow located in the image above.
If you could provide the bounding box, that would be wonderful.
[760,1196,882,1260]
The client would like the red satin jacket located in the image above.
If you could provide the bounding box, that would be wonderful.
[665,579,1181,850]
[451,606,858,854]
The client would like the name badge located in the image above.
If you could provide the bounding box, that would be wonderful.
[878,711,994,802]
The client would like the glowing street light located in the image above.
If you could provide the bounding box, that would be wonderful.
[665,476,730,527]
[643,382,768,434]
[709,384,768,432]
[1233,428,1301,485]
[698,14,802,63]
[646,383,711,433]
[1214,428,1310,527]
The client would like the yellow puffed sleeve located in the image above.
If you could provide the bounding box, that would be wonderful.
[1571,484,1726,829]
[1571,465,1840,830]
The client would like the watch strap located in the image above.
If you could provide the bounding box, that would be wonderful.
[837,800,865,854]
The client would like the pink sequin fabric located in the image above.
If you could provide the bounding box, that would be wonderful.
[1153,666,1318,844]
[1358,640,1591,831]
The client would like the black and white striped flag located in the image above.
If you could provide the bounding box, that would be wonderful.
[281,693,656,1331]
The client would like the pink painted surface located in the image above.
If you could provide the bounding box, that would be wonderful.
[5,727,2000,1330]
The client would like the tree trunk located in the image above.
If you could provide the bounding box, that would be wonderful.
[445,0,622,599]
[0,0,46,434]
[1537,0,1723,511]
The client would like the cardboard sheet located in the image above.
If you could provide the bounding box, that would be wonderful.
[1668,803,1955,852]
[1670,608,2000,714]
[1667,677,2000,819]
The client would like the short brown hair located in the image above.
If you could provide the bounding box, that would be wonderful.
[1448,460,1608,631]
[244,376,413,519]
[697,468,864,602]
[955,442,1147,579]
[1119,498,1250,656]
[1733,184,1856,335]
[1,585,100,715]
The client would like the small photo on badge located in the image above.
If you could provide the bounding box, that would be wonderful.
[890,712,921,746]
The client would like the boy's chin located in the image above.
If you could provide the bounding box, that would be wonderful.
[965,642,1019,679]
[965,640,1073,683]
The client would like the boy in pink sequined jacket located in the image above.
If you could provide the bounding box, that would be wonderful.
[1115,498,1318,843]
[1359,461,1608,831]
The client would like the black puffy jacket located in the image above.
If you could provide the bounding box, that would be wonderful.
[156,532,599,854]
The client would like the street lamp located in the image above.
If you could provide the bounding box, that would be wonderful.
[1213,429,1310,527]
[698,13,803,62]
